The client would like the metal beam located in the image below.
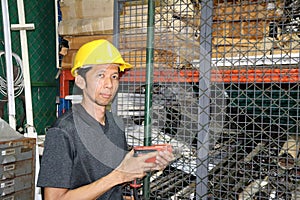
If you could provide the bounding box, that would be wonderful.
[1,0,16,129]
[196,0,213,199]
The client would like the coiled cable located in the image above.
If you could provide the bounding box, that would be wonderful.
[0,51,24,100]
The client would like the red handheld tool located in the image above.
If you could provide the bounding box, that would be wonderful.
[130,144,173,188]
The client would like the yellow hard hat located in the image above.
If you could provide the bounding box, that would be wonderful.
[71,39,132,76]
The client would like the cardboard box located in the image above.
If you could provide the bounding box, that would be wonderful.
[60,0,113,20]
[121,48,191,69]
[61,49,77,69]
[60,35,113,69]
[58,17,114,36]
[120,15,148,30]
[64,35,113,50]
[122,4,148,16]
[120,30,200,62]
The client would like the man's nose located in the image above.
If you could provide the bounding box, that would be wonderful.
[103,77,113,88]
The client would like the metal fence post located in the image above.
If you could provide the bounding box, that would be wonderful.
[143,0,155,199]
[197,0,213,199]
[1,0,16,129]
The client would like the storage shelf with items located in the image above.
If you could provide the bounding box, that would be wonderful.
[120,67,300,83]
[58,69,74,115]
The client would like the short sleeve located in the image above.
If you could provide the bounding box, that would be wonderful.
[37,127,73,188]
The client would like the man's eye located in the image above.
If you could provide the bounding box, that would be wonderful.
[112,75,119,79]
[97,74,104,78]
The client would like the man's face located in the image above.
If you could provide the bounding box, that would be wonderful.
[80,64,120,107]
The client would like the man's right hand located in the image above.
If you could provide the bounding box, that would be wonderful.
[114,149,159,183]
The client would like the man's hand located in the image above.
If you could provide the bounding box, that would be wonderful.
[115,150,156,182]
[154,150,175,171]
[115,149,174,183]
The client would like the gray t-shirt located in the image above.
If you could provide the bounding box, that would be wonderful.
[37,104,128,200]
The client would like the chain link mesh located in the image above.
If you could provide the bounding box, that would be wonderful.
[116,0,300,199]
[0,0,57,134]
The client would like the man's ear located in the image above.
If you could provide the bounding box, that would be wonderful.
[75,75,86,90]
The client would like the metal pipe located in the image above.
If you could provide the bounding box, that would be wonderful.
[156,174,190,197]
[1,0,16,129]
[13,2,41,200]
[150,171,182,191]
[111,0,122,113]
[172,182,196,199]
[143,0,155,199]
[15,0,35,136]
[11,23,34,30]
[113,0,121,48]
[196,0,213,199]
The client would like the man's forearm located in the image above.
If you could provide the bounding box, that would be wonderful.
[44,170,125,200]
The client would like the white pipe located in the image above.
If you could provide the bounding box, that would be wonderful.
[55,0,59,69]
[16,0,35,137]
[11,23,35,30]
[1,0,16,129]
[14,1,41,199]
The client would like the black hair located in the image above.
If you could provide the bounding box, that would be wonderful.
[76,66,92,80]
[73,67,92,95]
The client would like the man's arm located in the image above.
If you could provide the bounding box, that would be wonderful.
[44,150,174,200]
[44,169,124,200]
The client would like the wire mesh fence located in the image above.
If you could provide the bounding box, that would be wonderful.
[115,0,300,199]
[0,0,57,134]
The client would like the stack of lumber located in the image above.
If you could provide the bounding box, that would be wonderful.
[212,1,300,58]
[213,1,270,58]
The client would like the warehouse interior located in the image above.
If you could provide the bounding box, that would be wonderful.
[0,0,300,199]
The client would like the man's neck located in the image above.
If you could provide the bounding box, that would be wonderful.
[81,102,106,125]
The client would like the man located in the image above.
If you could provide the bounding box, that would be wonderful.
[37,40,174,200]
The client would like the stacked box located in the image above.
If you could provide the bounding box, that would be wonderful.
[59,0,115,69]
[58,0,114,36]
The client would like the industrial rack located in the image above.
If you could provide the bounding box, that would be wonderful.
[58,66,299,113]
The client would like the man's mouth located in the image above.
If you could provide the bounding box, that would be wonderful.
[101,93,112,99]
